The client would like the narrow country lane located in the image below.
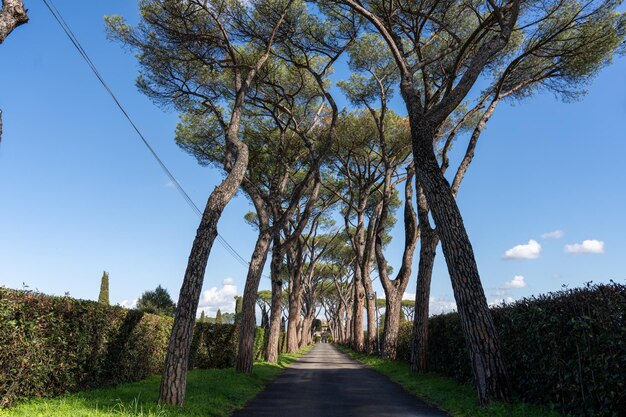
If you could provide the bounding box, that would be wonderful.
[232,343,450,417]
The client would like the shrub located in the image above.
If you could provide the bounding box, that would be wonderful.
[0,288,173,408]
[0,288,250,408]
[189,322,237,369]
[253,327,266,361]
[396,282,626,417]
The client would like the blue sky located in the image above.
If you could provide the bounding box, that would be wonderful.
[1,1,624,317]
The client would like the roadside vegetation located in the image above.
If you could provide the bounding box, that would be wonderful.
[0,349,309,417]
[338,346,560,417]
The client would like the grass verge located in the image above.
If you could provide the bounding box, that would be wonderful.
[1,346,312,417]
[336,345,560,417]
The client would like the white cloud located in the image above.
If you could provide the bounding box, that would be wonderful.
[502,240,541,260]
[489,296,514,307]
[197,277,238,317]
[489,275,527,306]
[429,297,457,315]
[119,299,137,309]
[164,180,175,188]
[564,239,605,254]
[541,230,564,239]
[399,293,456,315]
[503,275,527,289]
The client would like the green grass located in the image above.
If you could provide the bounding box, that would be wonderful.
[336,345,561,417]
[1,347,311,417]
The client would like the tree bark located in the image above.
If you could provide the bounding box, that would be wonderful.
[351,266,365,351]
[265,237,284,362]
[159,136,249,406]
[362,271,377,354]
[235,222,271,373]
[0,0,28,44]
[286,245,304,352]
[409,117,510,404]
[410,188,439,372]
[344,305,352,344]
[382,288,403,359]
[377,168,418,360]
[299,307,314,348]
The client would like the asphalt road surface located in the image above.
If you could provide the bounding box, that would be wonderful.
[232,343,450,417]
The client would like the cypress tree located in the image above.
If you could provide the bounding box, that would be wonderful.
[234,296,242,324]
[215,309,223,324]
[199,310,206,323]
[98,271,109,305]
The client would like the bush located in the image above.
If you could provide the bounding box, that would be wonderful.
[253,327,266,361]
[189,322,237,369]
[0,288,172,408]
[0,288,250,408]
[396,282,626,417]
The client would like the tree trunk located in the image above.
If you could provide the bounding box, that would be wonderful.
[377,167,418,360]
[410,225,439,372]
[362,268,377,354]
[299,308,314,348]
[235,226,271,373]
[410,119,511,404]
[265,240,283,362]
[382,289,402,359]
[286,275,303,352]
[351,269,365,351]
[0,0,28,44]
[365,294,377,354]
[344,307,352,344]
[159,141,249,406]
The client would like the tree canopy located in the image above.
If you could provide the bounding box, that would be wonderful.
[137,285,176,317]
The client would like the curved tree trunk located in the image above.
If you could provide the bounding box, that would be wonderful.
[411,120,510,404]
[0,0,28,44]
[159,137,249,406]
[265,239,284,362]
[235,225,271,373]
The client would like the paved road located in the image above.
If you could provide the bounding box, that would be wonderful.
[232,343,450,417]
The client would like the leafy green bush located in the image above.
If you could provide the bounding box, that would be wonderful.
[189,322,237,369]
[253,327,266,361]
[0,288,173,408]
[396,282,626,416]
[0,288,248,408]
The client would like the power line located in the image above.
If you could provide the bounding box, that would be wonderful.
[42,0,257,275]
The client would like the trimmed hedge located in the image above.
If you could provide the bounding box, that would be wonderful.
[396,282,626,416]
[0,288,172,407]
[0,288,273,408]
[190,322,238,368]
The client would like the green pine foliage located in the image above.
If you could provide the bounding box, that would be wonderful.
[98,271,109,305]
